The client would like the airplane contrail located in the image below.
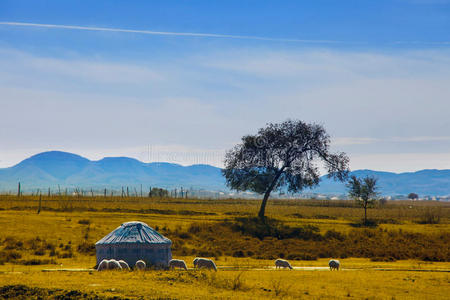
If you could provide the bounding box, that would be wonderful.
[0,21,342,44]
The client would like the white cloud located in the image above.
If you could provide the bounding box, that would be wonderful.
[0,22,342,44]
[1,47,450,171]
[0,49,162,86]
[333,136,450,146]
[349,152,450,173]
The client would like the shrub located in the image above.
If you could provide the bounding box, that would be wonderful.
[3,237,23,250]
[78,219,91,225]
[417,208,441,224]
[58,250,73,258]
[45,243,56,251]
[232,250,245,257]
[197,249,218,257]
[230,217,321,240]
[33,249,45,256]
[25,237,42,250]
[77,242,95,255]
[350,219,378,228]
[291,213,303,218]
[0,250,22,262]
[324,230,345,241]
[313,215,337,220]
[178,232,191,239]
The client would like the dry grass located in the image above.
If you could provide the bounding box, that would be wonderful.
[0,195,449,298]
[0,266,449,299]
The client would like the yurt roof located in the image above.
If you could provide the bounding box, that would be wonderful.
[95,221,171,245]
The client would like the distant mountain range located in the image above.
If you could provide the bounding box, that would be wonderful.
[0,151,450,196]
[0,151,225,192]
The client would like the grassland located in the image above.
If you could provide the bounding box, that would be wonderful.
[0,195,449,299]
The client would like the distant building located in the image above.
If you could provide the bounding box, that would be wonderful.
[95,221,172,268]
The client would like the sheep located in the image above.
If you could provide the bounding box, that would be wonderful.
[169,259,188,270]
[195,258,217,271]
[107,259,122,270]
[97,259,109,271]
[275,259,293,269]
[135,260,146,270]
[193,257,200,268]
[329,259,340,271]
[118,260,130,270]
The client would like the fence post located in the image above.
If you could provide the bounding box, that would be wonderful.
[37,190,42,214]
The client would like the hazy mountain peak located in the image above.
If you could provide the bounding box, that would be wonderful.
[1,151,449,196]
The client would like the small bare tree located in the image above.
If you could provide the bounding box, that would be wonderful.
[347,175,379,225]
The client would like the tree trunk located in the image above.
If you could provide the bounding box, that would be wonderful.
[258,189,272,220]
[258,168,285,219]
[37,193,42,214]
[364,203,367,225]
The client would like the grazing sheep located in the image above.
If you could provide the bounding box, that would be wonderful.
[118,260,130,270]
[329,259,340,270]
[135,260,146,270]
[193,257,200,268]
[107,259,122,270]
[97,259,109,271]
[275,259,293,269]
[195,258,217,271]
[169,259,188,270]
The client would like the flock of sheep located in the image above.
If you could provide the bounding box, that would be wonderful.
[96,257,217,271]
[97,257,340,271]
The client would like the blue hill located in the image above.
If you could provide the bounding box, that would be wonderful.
[312,169,450,196]
[0,151,450,196]
[0,151,225,192]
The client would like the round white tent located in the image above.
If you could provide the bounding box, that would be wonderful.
[95,221,172,268]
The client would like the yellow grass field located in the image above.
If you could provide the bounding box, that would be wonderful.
[0,195,449,299]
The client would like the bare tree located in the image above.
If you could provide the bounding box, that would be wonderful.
[223,119,349,219]
[347,175,379,225]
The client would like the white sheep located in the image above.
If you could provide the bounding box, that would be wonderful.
[193,257,200,268]
[97,259,109,271]
[195,258,217,271]
[169,259,188,270]
[135,259,146,270]
[118,260,130,270]
[275,259,293,269]
[107,259,122,270]
[329,259,340,270]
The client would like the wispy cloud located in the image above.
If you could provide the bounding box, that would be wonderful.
[1,46,450,171]
[2,21,450,46]
[334,136,450,146]
[0,21,342,44]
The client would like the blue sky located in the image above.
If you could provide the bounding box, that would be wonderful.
[0,1,450,171]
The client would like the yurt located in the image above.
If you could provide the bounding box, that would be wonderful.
[95,221,172,268]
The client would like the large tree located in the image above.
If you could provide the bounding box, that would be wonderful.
[223,119,349,219]
[347,175,379,225]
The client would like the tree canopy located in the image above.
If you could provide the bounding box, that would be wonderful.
[222,119,349,219]
[408,192,419,200]
[347,175,379,225]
